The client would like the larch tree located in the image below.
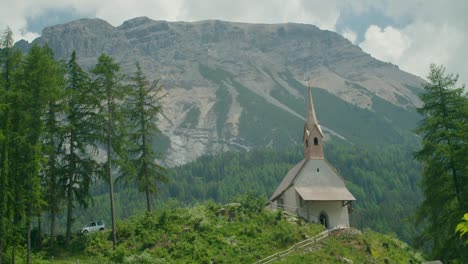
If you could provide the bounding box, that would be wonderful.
[21,45,64,264]
[126,63,167,212]
[62,51,98,248]
[0,26,17,264]
[415,64,468,262]
[91,54,129,249]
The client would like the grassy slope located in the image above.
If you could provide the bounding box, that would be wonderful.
[34,199,424,264]
[279,229,424,263]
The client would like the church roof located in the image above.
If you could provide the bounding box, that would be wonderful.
[306,87,323,136]
[269,159,356,202]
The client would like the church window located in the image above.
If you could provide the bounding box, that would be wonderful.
[306,140,308,147]
[317,168,319,172]
[314,137,318,145]
[277,198,284,210]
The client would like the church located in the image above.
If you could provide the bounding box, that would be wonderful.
[267,87,356,229]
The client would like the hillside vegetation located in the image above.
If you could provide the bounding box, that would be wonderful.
[59,142,421,245]
[31,198,424,263]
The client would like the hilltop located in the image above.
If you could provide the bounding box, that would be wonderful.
[28,199,424,263]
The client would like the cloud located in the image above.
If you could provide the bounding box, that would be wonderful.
[0,0,467,86]
[341,28,357,44]
[352,0,468,85]
[360,25,411,63]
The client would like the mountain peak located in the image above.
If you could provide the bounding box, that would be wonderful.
[118,16,155,30]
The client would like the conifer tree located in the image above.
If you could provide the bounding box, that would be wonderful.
[415,64,468,262]
[62,51,98,247]
[91,54,129,249]
[21,45,63,264]
[41,57,66,253]
[126,63,167,212]
[0,25,16,264]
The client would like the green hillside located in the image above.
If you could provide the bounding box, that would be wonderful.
[29,199,424,263]
[45,141,421,246]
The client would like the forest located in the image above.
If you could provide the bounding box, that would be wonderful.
[1,26,467,263]
[0,27,166,263]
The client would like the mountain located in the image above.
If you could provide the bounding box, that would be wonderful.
[22,17,425,165]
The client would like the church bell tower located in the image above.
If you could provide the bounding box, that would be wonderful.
[303,86,324,160]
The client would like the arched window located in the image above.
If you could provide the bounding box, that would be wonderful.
[306,140,308,147]
[314,137,318,145]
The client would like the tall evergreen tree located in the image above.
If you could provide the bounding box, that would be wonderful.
[62,51,98,247]
[0,25,16,264]
[21,45,64,264]
[414,64,468,262]
[125,63,167,212]
[91,54,129,249]
[0,30,30,263]
[41,58,66,253]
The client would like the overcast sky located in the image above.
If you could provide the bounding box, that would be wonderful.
[1,0,467,86]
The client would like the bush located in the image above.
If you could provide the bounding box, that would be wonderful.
[123,251,167,264]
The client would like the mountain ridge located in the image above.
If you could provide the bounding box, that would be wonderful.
[18,17,425,165]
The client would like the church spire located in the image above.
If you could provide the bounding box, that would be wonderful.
[303,83,324,159]
[306,86,323,135]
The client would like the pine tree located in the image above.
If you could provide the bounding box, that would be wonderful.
[125,63,167,212]
[0,25,16,264]
[41,57,66,253]
[91,54,129,249]
[62,51,98,248]
[415,64,468,262]
[20,45,64,264]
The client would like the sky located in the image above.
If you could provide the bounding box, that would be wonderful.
[0,0,467,86]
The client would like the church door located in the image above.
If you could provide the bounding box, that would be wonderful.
[319,212,329,229]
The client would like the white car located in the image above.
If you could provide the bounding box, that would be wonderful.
[81,220,105,234]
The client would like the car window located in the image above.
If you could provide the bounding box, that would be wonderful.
[97,220,103,225]
[91,222,96,227]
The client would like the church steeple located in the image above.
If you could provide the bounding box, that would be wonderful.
[303,85,324,159]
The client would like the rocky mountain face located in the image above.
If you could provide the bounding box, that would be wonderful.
[26,17,424,166]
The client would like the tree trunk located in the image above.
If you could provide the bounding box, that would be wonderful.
[11,242,14,264]
[65,137,75,247]
[50,207,56,253]
[37,215,42,250]
[0,239,3,264]
[27,183,33,264]
[146,186,151,213]
[108,97,117,249]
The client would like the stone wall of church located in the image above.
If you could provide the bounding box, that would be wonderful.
[299,200,350,229]
[279,187,300,214]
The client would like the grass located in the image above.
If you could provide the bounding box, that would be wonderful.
[278,228,425,263]
[32,198,425,263]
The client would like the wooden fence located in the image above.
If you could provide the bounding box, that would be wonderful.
[254,229,330,264]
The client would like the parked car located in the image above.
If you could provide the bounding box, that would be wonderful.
[81,220,105,234]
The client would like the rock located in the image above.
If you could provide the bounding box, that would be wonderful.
[20,17,425,166]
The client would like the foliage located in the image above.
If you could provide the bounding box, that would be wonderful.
[124,63,167,212]
[155,142,421,243]
[62,50,99,247]
[91,53,130,249]
[34,200,424,263]
[456,213,468,245]
[278,229,424,263]
[414,64,468,262]
[51,200,324,263]
[0,28,167,261]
